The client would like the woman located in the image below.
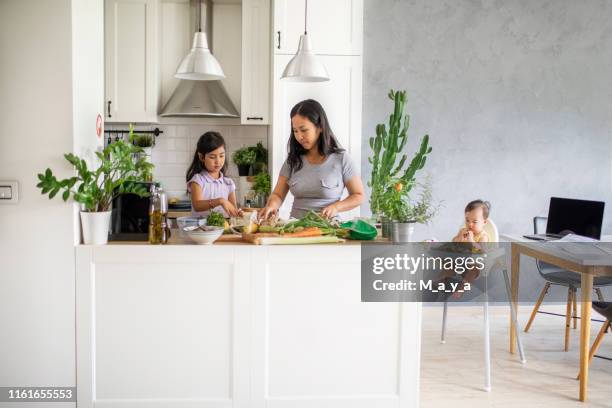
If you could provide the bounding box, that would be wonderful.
[259,99,364,220]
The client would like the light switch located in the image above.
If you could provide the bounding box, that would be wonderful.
[0,181,18,204]
[0,186,11,199]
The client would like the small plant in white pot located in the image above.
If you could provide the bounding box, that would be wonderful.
[36,140,154,244]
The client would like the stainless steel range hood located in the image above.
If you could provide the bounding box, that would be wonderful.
[160,0,239,118]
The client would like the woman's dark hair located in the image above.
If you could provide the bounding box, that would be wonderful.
[186,131,227,182]
[465,200,491,219]
[286,99,344,173]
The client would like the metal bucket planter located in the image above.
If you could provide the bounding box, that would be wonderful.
[392,221,415,243]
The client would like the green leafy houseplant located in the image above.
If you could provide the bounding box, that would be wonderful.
[368,90,432,220]
[381,178,438,223]
[252,172,271,196]
[250,142,268,174]
[133,134,154,148]
[36,140,154,212]
[232,147,257,166]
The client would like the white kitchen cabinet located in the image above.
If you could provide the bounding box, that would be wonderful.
[273,0,363,56]
[272,54,363,220]
[241,0,271,125]
[105,0,159,123]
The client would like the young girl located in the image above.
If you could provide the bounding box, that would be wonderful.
[186,131,241,218]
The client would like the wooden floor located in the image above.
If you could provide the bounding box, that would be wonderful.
[420,304,612,408]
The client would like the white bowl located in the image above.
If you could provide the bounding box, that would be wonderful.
[184,226,224,245]
[177,216,206,237]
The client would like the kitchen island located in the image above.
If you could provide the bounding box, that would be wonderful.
[76,235,422,408]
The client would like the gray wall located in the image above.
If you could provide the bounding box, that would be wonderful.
[363,0,612,240]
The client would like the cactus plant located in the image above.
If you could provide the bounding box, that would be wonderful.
[368,90,432,218]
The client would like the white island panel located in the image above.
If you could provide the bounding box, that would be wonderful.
[94,262,233,400]
[76,245,420,408]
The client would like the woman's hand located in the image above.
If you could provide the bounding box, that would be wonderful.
[321,203,339,219]
[219,198,241,217]
[258,206,278,221]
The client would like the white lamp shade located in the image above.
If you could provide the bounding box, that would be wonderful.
[281,34,330,82]
[175,32,225,80]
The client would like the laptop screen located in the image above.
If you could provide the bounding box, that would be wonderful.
[546,197,605,239]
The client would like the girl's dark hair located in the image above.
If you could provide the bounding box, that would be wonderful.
[286,99,344,173]
[465,200,491,219]
[186,131,227,182]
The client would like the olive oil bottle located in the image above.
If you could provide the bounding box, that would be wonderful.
[149,186,170,244]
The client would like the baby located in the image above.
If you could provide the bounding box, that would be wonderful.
[444,200,492,298]
[453,200,491,249]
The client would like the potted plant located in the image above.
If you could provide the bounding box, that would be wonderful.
[250,142,268,174]
[36,140,154,244]
[133,134,154,157]
[252,172,271,208]
[127,124,155,161]
[382,178,438,243]
[368,89,432,235]
[232,147,257,176]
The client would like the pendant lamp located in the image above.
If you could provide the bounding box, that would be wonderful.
[281,0,330,82]
[175,0,225,80]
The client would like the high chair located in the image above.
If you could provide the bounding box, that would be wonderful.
[439,218,526,392]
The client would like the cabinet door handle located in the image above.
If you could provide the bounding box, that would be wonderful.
[247,117,264,121]
[277,31,281,49]
[107,100,112,118]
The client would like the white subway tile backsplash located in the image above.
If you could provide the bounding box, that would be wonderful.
[154,137,188,152]
[152,151,188,164]
[151,124,268,190]
[158,176,187,191]
[154,164,189,178]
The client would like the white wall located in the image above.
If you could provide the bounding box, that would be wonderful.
[0,0,103,403]
[0,0,76,402]
[72,0,105,243]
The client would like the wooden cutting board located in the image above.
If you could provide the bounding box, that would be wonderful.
[215,234,245,242]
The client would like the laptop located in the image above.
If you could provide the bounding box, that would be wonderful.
[524,197,605,241]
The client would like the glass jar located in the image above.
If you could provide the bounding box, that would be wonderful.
[149,186,170,244]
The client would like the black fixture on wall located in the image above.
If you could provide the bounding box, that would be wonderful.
[104,128,164,144]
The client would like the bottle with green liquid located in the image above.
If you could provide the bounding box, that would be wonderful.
[149,186,170,244]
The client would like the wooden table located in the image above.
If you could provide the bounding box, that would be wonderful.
[501,234,612,402]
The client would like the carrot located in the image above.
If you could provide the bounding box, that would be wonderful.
[281,227,323,238]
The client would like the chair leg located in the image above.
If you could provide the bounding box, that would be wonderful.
[483,276,491,392]
[596,288,604,302]
[597,289,609,333]
[577,320,610,380]
[503,269,526,363]
[525,282,551,332]
[564,287,573,352]
[572,288,578,330]
[441,299,448,344]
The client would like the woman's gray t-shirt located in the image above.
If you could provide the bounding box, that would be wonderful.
[279,151,357,218]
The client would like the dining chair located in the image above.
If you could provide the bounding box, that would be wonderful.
[577,301,612,379]
[524,217,612,351]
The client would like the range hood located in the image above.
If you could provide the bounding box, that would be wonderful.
[160,0,239,118]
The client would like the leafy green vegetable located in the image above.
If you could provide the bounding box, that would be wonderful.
[280,211,340,234]
[206,211,226,227]
[36,140,154,212]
